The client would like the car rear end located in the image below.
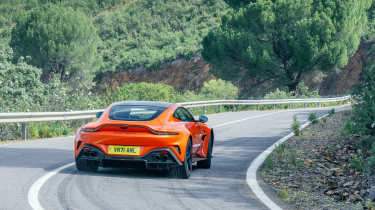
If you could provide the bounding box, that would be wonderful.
[74,102,187,171]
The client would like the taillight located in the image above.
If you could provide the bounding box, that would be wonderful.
[80,127,99,133]
[147,129,179,135]
[80,125,179,135]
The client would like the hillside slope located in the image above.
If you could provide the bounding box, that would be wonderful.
[0,0,228,90]
[95,0,228,73]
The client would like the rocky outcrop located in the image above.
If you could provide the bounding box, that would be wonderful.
[98,54,215,92]
[318,43,372,96]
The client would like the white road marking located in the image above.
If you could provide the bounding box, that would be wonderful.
[246,113,330,210]
[28,162,75,210]
[212,111,287,128]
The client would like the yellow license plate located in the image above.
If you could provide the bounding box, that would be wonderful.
[107,146,141,155]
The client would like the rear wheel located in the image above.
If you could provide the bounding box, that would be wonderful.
[75,158,99,172]
[176,140,192,179]
[197,134,213,169]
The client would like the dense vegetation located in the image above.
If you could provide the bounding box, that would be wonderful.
[0,0,374,141]
[0,0,124,27]
[202,0,372,91]
[350,65,375,138]
[0,0,230,111]
[0,0,228,85]
[95,0,228,73]
[10,4,100,89]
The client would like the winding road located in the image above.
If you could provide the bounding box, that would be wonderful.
[0,107,348,210]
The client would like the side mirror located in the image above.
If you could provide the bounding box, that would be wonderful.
[198,115,208,123]
[96,111,103,119]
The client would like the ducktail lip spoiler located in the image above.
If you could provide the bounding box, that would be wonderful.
[80,124,179,135]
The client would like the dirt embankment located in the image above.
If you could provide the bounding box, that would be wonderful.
[98,54,214,93]
[98,43,373,96]
[318,43,373,96]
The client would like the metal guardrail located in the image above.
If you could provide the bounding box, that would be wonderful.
[0,96,351,140]
[178,96,351,107]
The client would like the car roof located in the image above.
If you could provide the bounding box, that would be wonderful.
[111,101,174,108]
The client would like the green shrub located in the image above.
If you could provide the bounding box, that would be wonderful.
[340,121,355,137]
[0,43,44,112]
[291,115,301,136]
[30,124,40,139]
[114,82,177,102]
[328,108,335,116]
[278,188,290,201]
[62,125,70,136]
[265,156,274,170]
[294,82,320,99]
[308,113,319,124]
[275,144,286,161]
[200,79,239,100]
[349,151,365,173]
[264,88,294,100]
[264,82,320,100]
[289,148,297,165]
[39,124,50,138]
[296,159,304,168]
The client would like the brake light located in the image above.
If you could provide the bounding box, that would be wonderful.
[147,129,179,135]
[80,125,179,135]
[80,127,99,133]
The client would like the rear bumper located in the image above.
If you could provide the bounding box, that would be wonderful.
[77,144,182,170]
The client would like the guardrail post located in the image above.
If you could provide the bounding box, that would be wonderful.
[232,105,236,112]
[21,123,27,140]
[217,105,221,113]
[203,106,207,115]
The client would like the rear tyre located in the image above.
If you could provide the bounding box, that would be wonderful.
[75,158,99,172]
[176,140,192,179]
[197,134,213,169]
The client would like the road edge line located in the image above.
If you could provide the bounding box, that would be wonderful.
[27,111,287,210]
[28,162,75,210]
[246,113,329,210]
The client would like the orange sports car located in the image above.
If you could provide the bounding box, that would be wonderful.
[74,101,214,178]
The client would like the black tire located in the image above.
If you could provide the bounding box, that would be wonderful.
[75,158,99,172]
[176,139,192,179]
[197,134,213,169]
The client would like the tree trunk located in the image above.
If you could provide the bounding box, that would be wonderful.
[287,82,298,93]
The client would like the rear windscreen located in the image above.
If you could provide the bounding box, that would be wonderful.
[109,105,167,121]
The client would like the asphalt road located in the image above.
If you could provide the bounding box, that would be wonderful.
[0,107,347,210]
